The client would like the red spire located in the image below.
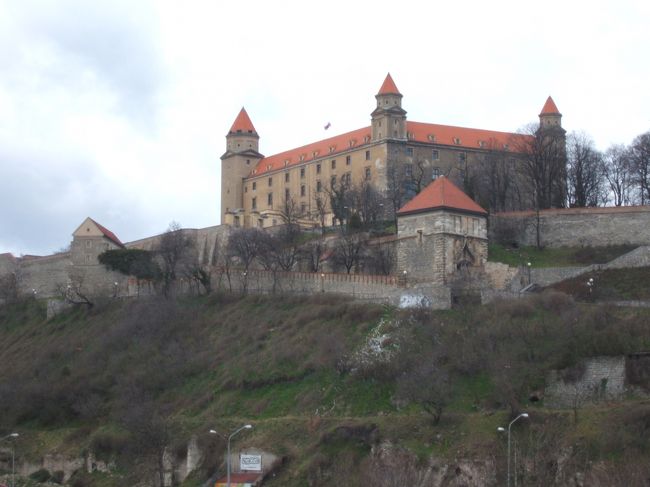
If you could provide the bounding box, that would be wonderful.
[229,107,257,134]
[397,176,487,216]
[377,73,400,95]
[539,96,561,116]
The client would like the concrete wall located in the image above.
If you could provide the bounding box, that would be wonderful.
[545,356,626,408]
[491,206,650,248]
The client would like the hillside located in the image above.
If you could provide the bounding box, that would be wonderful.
[1,293,650,486]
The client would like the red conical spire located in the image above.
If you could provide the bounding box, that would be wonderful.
[229,107,257,134]
[539,96,561,116]
[377,73,401,95]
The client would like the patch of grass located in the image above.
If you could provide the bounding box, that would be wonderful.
[553,267,650,302]
[488,243,636,268]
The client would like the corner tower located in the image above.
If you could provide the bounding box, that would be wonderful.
[371,73,407,141]
[220,108,263,224]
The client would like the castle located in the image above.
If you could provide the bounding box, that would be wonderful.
[220,73,564,228]
[2,74,650,311]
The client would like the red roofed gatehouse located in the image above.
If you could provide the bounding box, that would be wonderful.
[396,176,488,286]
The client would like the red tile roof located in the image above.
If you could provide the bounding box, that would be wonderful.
[539,96,560,115]
[90,218,124,247]
[378,73,400,95]
[249,126,371,176]
[229,108,257,134]
[397,176,487,216]
[248,121,528,177]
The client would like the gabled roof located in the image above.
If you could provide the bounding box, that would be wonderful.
[377,73,400,95]
[73,217,125,248]
[397,176,487,216]
[91,218,125,247]
[539,96,561,116]
[229,107,257,134]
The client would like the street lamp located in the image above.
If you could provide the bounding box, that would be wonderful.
[212,425,253,487]
[0,433,18,487]
[504,413,528,487]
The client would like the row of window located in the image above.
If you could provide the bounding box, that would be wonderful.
[250,168,372,210]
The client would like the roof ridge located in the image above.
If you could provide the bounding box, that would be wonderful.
[397,176,487,216]
[229,107,257,134]
[377,73,400,95]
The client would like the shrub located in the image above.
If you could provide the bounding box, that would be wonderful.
[29,468,51,482]
[51,470,65,484]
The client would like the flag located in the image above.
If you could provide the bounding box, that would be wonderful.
[324,122,331,130]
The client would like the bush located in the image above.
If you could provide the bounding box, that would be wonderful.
[29,468,51,482]
[51,470,65,484]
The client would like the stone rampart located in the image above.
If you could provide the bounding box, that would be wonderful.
[491,206,650,248]
[545,356,626,408]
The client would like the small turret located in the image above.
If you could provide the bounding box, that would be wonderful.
[371,73,407,141]
[539,96,563,131]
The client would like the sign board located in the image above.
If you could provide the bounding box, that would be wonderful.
[240,454,262,471]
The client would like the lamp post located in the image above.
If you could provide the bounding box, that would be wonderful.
[526,262,532,284]
[212,425,253,487]
[505,413,528,487]
[0,433,18,487]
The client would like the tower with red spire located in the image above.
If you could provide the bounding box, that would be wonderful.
[371,73,407,141]
[220,108,263,224]
[538,96,564,134]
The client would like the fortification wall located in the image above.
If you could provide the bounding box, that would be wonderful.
[545,356,627,408]
[490,206,650,248]
[18,253,71,296]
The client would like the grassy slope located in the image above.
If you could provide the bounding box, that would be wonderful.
[1,294,650,486]
[488,243,636,268]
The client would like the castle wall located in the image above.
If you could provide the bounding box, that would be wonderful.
[18,253,71,296]
[490,206,650,248]
[545,356,627,408]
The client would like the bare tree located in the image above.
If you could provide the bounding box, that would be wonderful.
[326,175,352,228]
[57,270,94,308]
[476,139,521,212]
[333,233,363,274]
[629,131,650,204]
[365,242,395,275]
[303,238,326,272]
[566,132,605,207]
[226,227,266,293]
[312,193,328,233]
[158,222,193,296]
[512,123,567,210]
[278,195,302,227]
[603,144,633,206]
[396,359,450,425]
[350,181,384,229]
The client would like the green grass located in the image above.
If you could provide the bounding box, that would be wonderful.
[488,243,636,268]
[553,267,650,302]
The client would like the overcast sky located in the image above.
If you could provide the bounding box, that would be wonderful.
[1,0,648,255]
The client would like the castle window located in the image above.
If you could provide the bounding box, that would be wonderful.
[364,135,370,143]
[331,159,336,169]
[432,167,440,180]
[86,240,92,248]
[432,149,439,160]
[316,163,321,174]
[478,140,486,148]
[378,121,382,127]
[365,167,371,180]
[252,197,257,210]
[284,159,289,166]
[267,193,273,206]
[268,177,273,187]
[365,150,370,161]
[459,152,466,162]
[503,144,509,151]
[316,180,322,192]
[453,137,461,145]
[312,150,319,158]
[266,164,272,170]
[345,172,351,184]
[301,185,306,197]
[285,188,290,201]
[394,119,398,125]
[299,154,305,161]
[406,148,413,156]
[349,140,356,147]
[252,182,257,191]
[246,159,250,165]
[331,175,336,188]
[405,164,413,177]
[301,203,307,214]
[428,134,436,142]
[329,146,335,153]
[300,167,305,178]
[258,219,263,228]
[346,155,351,165]
[234,215,240,227]
[86,254,92,263]
[285,172,290,183]
[244,186,248,193]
